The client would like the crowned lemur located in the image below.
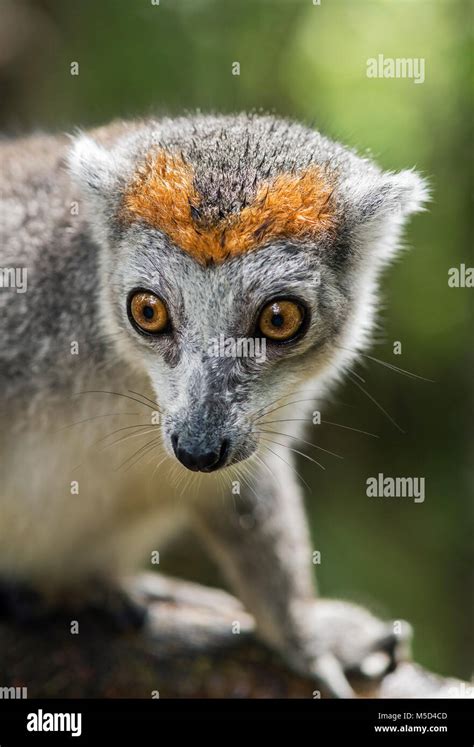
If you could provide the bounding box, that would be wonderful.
[0,114,427,697]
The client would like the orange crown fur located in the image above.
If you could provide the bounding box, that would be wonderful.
[119,150,336,263]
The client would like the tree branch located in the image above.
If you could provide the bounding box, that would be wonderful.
[0,573,468,698]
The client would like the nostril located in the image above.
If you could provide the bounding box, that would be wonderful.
[198,451,221,471]
[171,433,179,456]
[199,439,230,472]
[218,438,230,465]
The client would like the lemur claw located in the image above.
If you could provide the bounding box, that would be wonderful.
[312,652,356,698]
[289,602,413,697]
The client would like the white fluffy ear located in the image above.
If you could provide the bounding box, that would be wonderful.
[67,134,136,244]
[67,134,129,199]
[342,168,430,227]
[339,167,430,264]
[376,169,430,218]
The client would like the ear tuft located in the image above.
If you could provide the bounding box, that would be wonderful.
[338,166,430,265]
[341,167,430,230]
[381,169,430,218]
[67,134,126,197]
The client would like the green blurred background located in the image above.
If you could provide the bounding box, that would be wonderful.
[0,0,472,679]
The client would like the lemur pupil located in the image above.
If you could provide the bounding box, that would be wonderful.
[143,306,154,319]
[272,313,284,328]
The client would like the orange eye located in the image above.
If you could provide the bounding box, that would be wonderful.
[258,299,305,342]
[129,291,169,334]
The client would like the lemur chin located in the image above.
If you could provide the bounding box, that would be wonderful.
[0,113,427,697]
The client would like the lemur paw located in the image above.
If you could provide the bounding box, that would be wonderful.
[287,599,412,698]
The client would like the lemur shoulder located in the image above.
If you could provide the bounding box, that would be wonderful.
[0,114,428,696]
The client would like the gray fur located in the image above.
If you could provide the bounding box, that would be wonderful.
[0,114,428,696]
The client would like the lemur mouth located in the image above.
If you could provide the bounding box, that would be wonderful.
[171,435,230,472]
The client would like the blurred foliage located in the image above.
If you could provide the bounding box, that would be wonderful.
[0,0,472,678]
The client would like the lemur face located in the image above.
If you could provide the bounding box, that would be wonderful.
[70,114,427,472]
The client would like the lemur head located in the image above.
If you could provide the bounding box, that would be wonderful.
[69,114,428,473]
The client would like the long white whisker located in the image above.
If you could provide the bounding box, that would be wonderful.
[259,436,326,471]
[256,428,343,460]
[258,442,312,491]
[258,418,379,438]
[347,371,405,433]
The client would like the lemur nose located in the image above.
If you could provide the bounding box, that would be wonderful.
[171,435,229,472]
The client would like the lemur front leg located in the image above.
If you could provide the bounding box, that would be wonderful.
[191,463,411,698]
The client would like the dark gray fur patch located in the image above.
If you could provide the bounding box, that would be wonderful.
[129,113,379,229]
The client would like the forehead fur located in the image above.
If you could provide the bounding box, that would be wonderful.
[119,149,336,264]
